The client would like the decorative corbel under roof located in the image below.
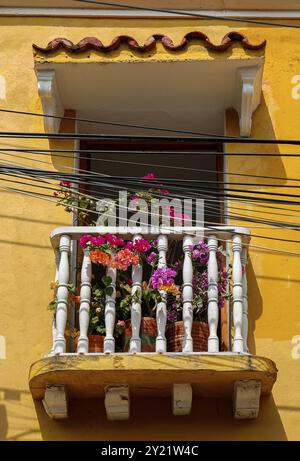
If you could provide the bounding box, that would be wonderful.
[36,69,64,133]
[234,66,263,137]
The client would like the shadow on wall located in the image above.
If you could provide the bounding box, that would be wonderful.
[35,393,287,441]
[247,258,263,355]
[227,92,286,355]
[0,387,40,441]
[0,405,8,440]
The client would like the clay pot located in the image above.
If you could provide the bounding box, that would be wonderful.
[74,334,104,353]
[123,317,157,352]
[166,321,209,352]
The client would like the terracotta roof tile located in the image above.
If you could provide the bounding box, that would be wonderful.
[33,32,266,54]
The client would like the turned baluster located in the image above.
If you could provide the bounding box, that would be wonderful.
[104,266,117,353]
[232,234,244,353]
[54,235,71,354]
[77,248,92,354]
[156,234,168,353]
[130,234,143,353]
[49,250,61,354]
[182,235,194,353]
[207,235,219,352]
[241,247,249,353]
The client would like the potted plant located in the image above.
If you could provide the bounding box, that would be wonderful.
[122,245,180,352]
[166,241,230,352]
[79,232,158,351]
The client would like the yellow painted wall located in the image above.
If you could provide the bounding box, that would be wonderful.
[0,16,299,441]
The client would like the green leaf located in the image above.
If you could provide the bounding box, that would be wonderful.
[102,275,112,286]
[105,286,114,296]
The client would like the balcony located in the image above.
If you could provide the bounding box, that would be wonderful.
[29,226,277,421]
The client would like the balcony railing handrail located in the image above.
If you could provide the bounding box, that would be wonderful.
[50,225,251,250]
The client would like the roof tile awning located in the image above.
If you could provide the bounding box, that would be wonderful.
[33,32,266,54]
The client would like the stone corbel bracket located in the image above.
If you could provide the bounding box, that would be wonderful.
[36,69,64,133]
[234,65,263,137]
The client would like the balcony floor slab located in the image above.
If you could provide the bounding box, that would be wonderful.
[29,353,277,400]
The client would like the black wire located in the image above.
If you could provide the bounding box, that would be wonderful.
[2,147,300,183]
[73,0,300,30]
[3,131,300,145]
[3,175,300,246]
[5,163,300,199]
[0,108,234,139]
[3,164,300,207]
[4,159,300,216]
[3,146,300,158]
[3,170,299,230]
[3,153,300,188]
[4,151,300,220]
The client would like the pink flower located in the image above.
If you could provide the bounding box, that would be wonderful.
[79,234,93,247]
[146,252,157,265]
[105,233,125,247]
[131,195,143,200]
[169,208,191,223]
[90,236,105,246]
[60,180,71,188]
[126,241,135,250]
[161,189,169,195]
[134,238,151,253]
[143,172,155,179]
[117,320,126,328]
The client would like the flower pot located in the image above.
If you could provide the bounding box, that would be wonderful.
[123,317,157,352]
[166,320,209,352]
[74,334,104,353]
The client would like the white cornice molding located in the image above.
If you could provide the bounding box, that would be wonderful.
[234,66,262,137]
[36,69,64,133]
[2,8,300,18]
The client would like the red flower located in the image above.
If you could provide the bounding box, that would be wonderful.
[60,180,71,188]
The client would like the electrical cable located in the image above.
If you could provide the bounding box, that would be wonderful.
[3,150,300,224]
[3,171,300,245]
[0,108,234,139]
[3,163,300,208]
[73,0,300,30]
[3,131,300,146]
[1,146,300,183]
[3,181,300,256]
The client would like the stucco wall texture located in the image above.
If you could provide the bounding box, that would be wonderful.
[0,16,300,440]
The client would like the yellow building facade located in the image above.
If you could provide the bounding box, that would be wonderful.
[0,1,300,441]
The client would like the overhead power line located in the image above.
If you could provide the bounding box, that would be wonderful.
[0,108,232,139]
[3,163,300,201]
[1,147,300,183]
[2,145,300,158]
[2,169,300,233]
[2,131,300,146]
[3,180,300,255]
[3,165,300,234]
[73,0,300,30]
[3,151,300,221]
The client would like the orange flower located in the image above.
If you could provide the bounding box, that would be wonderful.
[112,248,139,271]
[69,295,81,304]
[90,249,111,266]
[49,281,59,290]
[159,283,180,296]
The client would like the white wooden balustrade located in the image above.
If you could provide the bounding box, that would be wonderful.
[129,234,143,353]
[49,226,251,356]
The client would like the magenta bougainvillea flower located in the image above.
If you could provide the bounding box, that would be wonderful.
[146,251,157,265]
[151,267,177,289]
[134,238,151,253]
